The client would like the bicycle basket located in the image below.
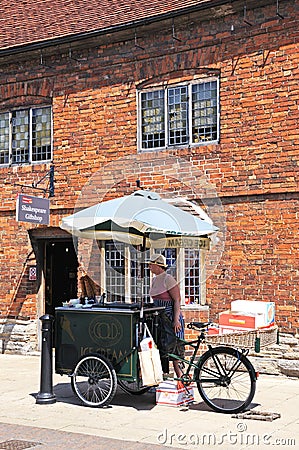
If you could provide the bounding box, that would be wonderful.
[205,325,278,351]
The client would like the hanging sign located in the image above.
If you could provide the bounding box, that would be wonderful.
[16,194,50,225]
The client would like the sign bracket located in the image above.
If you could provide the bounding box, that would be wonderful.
[14,165,55,198]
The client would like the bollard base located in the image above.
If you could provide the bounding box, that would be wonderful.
[36,392,56,405]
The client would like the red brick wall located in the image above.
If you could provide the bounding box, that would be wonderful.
[207,195,299,331]
[0,1,298,334]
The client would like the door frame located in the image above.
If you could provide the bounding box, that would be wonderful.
[29,228,78,350]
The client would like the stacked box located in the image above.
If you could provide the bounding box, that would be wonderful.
[218,301,275,334]
[156,380,194,407]
[231,301,275,326]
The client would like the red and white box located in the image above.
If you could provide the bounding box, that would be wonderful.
[219,311,258,329]
[156,380,194,407]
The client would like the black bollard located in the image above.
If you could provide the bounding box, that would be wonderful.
[36,314,56,404]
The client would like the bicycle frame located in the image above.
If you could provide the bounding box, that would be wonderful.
[167,332,251,384]
[167,332,205,382]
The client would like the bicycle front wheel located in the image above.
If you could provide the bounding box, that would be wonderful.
[71,354,117,407]
[194,346,256,414]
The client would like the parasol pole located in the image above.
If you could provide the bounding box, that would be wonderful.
[138,234,147,338]
[140,234,146,306]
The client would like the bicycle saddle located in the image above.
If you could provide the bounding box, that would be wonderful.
[187,321,210,329]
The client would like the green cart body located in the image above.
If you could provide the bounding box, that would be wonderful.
[55,305,163,382]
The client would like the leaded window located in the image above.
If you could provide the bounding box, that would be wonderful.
[0,106,52,165]
[140,90,165,149]
[192,80,218,143]
[168,86,189,145]
[139,78,219,151]
[32,107,52,161]
[0,112,9,164]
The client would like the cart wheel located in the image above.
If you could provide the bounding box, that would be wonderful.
[71,354,117,407]
[118,379,151,395]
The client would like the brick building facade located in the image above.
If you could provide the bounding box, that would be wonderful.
[0,0,298,352]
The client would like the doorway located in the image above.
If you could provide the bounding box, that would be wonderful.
[45,240,78,317]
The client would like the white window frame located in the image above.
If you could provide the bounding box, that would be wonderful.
[0,105,53,166]
[137,77,219,152]
[101,241,206,305]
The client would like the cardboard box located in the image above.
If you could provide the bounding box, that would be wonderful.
[156,380,194,407]
[231,301,275,326]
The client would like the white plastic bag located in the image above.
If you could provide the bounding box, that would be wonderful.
[140,337,154,351]
[138,324,163,386]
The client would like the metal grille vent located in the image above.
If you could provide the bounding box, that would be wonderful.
[0,440,42,449]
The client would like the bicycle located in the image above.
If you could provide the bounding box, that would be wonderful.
[118,320,258,413]
[65,311,257,413]
[162,321,257,414]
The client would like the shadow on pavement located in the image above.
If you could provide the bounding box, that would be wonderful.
[188,400,260,413]
[31,383,157,410]
[111,388,156,410]
[31,381,260,414]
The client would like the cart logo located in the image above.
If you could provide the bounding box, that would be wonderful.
[89,316,123,347]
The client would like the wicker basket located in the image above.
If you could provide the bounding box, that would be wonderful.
[205,325,278,351]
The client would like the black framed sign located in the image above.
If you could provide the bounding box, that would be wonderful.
[16,194,50,225]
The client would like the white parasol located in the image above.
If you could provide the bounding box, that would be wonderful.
[60,190,218,249]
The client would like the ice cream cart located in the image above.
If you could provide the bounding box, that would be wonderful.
[57,190,218,407]
[55,302,165,406]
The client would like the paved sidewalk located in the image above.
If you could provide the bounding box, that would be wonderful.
[0,354,298,449]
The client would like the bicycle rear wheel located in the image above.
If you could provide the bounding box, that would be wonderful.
[194,346,256,414]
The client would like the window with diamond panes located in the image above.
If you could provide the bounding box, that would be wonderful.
[168,86,188,145]
[32,107,52,161]
[0,106,52,165]
[192,80,218,143]
[139,78,219,151]
[12,110,29,164]
[140,90,165,149]
[0,113,9,164]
